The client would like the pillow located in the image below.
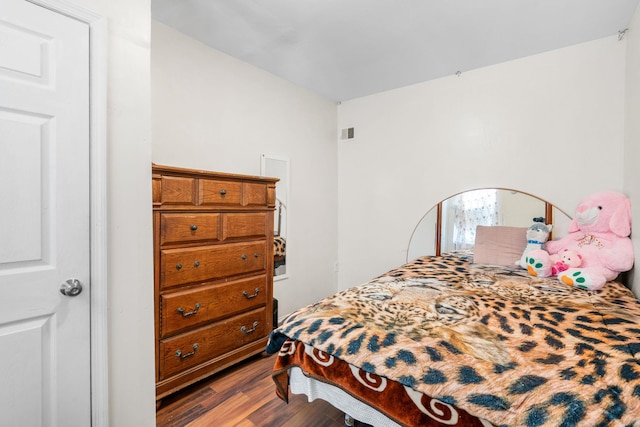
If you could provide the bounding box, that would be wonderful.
[473,225,527,266]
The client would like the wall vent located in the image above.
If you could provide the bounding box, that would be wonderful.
[340,127,355,140]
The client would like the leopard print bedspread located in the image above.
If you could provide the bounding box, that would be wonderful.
[274,235,286,257]
[275,255,640,427]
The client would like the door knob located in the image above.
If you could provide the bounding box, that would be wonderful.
[60,279,83,297]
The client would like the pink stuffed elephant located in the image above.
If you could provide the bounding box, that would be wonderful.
[526,191,634,290]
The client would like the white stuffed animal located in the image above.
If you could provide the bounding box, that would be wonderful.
[516,220,552,268]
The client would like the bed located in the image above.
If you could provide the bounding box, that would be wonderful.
[268,252,640,426]
[266,190,640,427]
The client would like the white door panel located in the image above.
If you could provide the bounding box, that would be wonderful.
[0,0,91,425]
[0,109,48,265]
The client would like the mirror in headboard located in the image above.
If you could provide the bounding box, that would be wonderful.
[407,188,572,261]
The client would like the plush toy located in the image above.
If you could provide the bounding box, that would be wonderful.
[515,219,552,269]
[549,248,582,275]
[526,191,634,290]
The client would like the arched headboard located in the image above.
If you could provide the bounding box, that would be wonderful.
[407,188,571,261]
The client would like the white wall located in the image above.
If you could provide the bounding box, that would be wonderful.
[337,36,627,289]
[151,21,339,318]
[71,0,156,426]
[625,4,640,295]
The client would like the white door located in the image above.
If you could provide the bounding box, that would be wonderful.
[0,0,91,426]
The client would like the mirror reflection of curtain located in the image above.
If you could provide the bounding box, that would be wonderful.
[443,189,500,252]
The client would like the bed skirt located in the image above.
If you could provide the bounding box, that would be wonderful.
[273,337,493,427]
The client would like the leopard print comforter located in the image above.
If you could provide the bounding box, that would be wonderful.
[272,255,640,427]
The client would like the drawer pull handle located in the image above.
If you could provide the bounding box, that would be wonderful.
[241,321,259,335]
[241,254,247,260]
[175,343,199,359]
[176,263,182,270]
[254,253,259,258]
[194,261,200,267]
[242,288,260,299]
[219,189,227,196]
[190,224,198,231]
[177,303,201,317]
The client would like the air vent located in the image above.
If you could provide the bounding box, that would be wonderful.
[340,127,355,140]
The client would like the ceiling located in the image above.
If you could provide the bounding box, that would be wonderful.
[152,0,640,102]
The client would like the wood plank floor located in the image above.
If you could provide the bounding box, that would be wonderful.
[156,352,368,427]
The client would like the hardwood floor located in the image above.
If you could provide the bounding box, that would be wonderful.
[156,352,366,427]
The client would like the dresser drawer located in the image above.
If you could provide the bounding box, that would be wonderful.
[160,176,196,205]
[158,307,267,380]
[223,213,267,240]
[160,241,266,289]
[160,213,220,246]
[160,275,268,337]
[200,179,242,206]
[243,182,268,206]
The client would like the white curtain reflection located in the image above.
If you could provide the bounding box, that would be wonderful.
[443,189,501,252]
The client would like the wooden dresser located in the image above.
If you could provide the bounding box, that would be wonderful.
[152,164,278,403]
